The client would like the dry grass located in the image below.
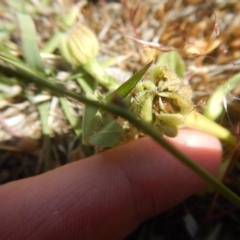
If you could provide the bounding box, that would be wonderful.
[1,0,240,239]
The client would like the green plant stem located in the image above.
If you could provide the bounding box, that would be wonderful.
[185,111,236,146]
[38,101,51,172]
[83,59,119,90]
[42,31,63,54]
[1,62,240,207]
[56,90,240,207]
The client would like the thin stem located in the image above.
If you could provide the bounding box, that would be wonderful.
[65,89,240,207]
[1,63,240,207]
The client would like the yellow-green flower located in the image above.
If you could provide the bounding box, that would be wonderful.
[60,23,119,90]
[131,64,193,137]
[60,24,99,66]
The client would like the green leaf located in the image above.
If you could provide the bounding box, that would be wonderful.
[7,0,26,12]
[185,111,236,146]
[59,97,82,137]
[63,5,79,27]
[42,31,63,54]
[77,77,94,94]
[37,100,52,171]
[157,51,185,79]
[105,61,152,102]
[88,121,123,147]
[0,53,62,93]
[0,53,41,76]
[82,94,99,144]
[17,13,44,72]
[38,100,51,135]
[83,59,119,90]
[204,72,240,120]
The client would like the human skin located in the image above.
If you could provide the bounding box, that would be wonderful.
[0,129,222,240]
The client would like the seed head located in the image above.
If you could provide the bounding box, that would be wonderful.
[131,64,193,137]
[60,24,99,65]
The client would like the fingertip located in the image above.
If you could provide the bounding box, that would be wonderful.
[0,129,222,240]
[166,129,222,175]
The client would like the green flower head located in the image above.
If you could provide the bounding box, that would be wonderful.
[131,64,193,137]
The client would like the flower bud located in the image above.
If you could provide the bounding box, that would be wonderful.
[60,24,99,65]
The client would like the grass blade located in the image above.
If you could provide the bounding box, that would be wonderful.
[105,61,152,102]
[59,97,82,137]
[1,56,240,207]
[42,31,63,54]
[37,100,51,172]
[204,72,240,120]
[17,13,44,72]
[82,94,99,145]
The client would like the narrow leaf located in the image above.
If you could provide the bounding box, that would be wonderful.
[42,31,63,54]
[38,100,51,135]
[82,94,99,144]
[105,61,152,102]
[59,97,82,137]
[37,101,51,171]
[0,54,62,93]
[17,13,44,72]
[204,72,240,120]
[0,53,43,76]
